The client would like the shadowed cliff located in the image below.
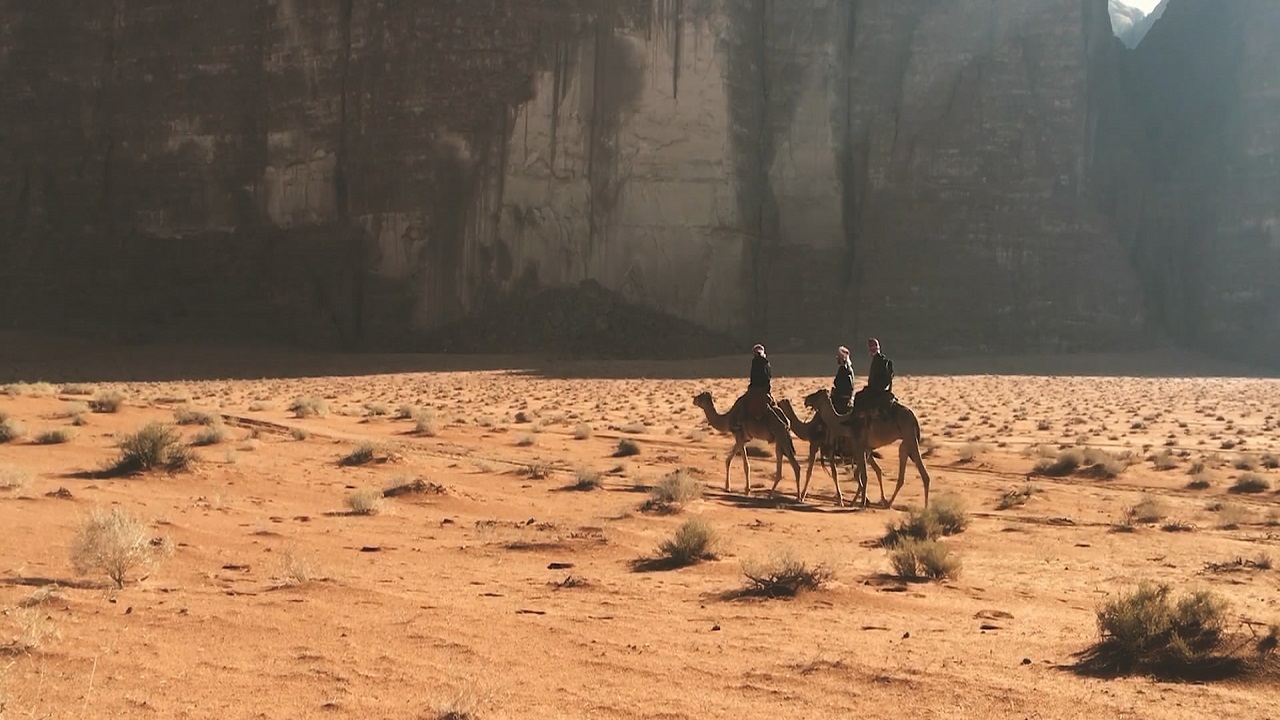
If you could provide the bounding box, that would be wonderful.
[0,1,1276,366]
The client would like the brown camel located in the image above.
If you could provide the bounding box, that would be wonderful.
[693,391,802,499]
[776,398,883,507]
[803,388,932,508]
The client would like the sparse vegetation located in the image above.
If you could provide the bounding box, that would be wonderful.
[289,396,327,418]
[290,427,310,441]
[69,506,163,588]
[740,551,833,598]
[0,413,26,444]
[1187,475,1212,490]
[956,442,991,463]
[1229,474,1271,494]
[889,538,961,581]
[613,438,641,457]
[89,390,125,413]
[340,442,378,466]
[1127,495,1167,524]
[1080,583,1237,678]
[570,468,602,491]
[1034,448,1082,477]
[0,465,31,492]
[34,428,74,445]
[573,423,593,440]
[881,494,969,546]
[344,488,384,515]
[174,407,221,426]
[642,469,702,513]
[655,518,718,567]
[997,484,1041,510]
[414,409,438,436]
[110,422,195,475]
[192,425,228,446]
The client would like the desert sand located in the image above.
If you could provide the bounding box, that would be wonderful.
[2,346,1279,719]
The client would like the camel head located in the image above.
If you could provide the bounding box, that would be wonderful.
[692,391,713,410]
[803,388,831,412]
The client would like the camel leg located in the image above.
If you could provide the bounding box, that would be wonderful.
[800,441,820,501]
[723,443,735,492]
[739,441,752,496]
[827,448,844,507]
[890,443,931,504]
[884,443,911,508]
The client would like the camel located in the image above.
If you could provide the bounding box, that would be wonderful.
[776,398,883,507]
[803,388,932,508]
[693,391,802,500]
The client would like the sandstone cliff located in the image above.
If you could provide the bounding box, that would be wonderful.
[0,1,1276,365]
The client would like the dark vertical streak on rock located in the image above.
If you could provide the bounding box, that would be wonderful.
[336,0,363,345]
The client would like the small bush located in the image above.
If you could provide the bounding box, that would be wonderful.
[1215,503,1251,529]
[956,442,991,463]
[1127,495,1167,524]
[111,422,192,475]
[89,390,125,413]
[0,465,32,491]
[1229,474,1270,494]
[1261,454,1280,470]
[192,425,228,446]
[1186,475,1212,490]
[881,498,968,546]
[0,413,27,443]
[34,428,74,445]
[344,489,384,515]
[1088,583,1231,676]
[613,438,641,457]
[643,469,702,513]
[1151,449,1179,471]
[656,518,718,567]
[289,396,327,418]
[1035,448,1082,477]
[741,552,832,597]
[515,435,536,447]
[889,538,961,581]
[573,423,593,440]
[59,383,94,396]
[290,427,310,441]
[340,442,381,466]
[570,468,602,491]
[997,484,1040,510]
[414,409,438,436]
[174,407,220,426]
[69,506,161,588]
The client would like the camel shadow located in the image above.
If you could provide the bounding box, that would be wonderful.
[712,490,867,514]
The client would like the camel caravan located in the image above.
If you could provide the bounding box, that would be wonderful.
[693,339,931,510]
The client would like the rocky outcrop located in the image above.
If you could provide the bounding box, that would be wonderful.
[0,1,1277,365]
[1094,0,1280,366]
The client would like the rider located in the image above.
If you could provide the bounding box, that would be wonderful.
[852,337,895,420]
[831,345,855,414]
[728,343,786,433]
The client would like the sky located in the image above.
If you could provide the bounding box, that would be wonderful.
[1119,0,1162,12]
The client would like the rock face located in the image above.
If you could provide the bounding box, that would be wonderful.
[1110,0,1168,48]
[0,1,1276,365]
[1095,0,1280,366]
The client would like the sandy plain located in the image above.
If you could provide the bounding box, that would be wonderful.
[1,343,1279,719]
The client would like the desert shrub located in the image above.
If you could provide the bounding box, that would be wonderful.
[344,489,384,515]
[69,506,161,588]
[573,423,593,440]
[1186,475,1212,490]
[1035,448,1082,477]
[0,413,26,443]
[570,468,602,491]
[1261,454,1280,470]
[173,407,220,426]
[191,425,228,446]
[0,465,31,492]
[1230,474,1271,494]
[997,484,1041,510]
[1089,583,1231,675]
[657,518,718,567]
[956,442,991,463]
[889,538,961,581]
[363,402,390,417]
[289,396,327,418]
[515,434,536,447]
[290,427,310,441]
[1082,447,1133,479]
[1151,450,1179,471]
[340,442,378,466]
[741,551,832,597]
[613,438,641,457]
[89,390,125,413]
[414,409,438,436]
[1127,495,1167,524]
[881,497,968,546]
[34,428,74,445]
[111,422,192,475]
[642,469,702,513]
[59,383,94,395]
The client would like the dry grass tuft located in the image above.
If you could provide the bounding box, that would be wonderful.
[69,506,163,588]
